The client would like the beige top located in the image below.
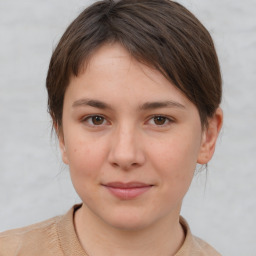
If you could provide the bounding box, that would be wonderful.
[0,205,221,256]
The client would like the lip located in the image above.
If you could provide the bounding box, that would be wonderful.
[103,182,153,200]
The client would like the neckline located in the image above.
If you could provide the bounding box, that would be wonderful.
[57,204,193,256]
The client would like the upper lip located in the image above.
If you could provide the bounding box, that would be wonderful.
[103,182,153,188]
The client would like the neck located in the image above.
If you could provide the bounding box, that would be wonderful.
[74,204,185,256]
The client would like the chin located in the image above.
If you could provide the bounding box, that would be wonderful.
[108,217,151,231]
[100,209,159,232]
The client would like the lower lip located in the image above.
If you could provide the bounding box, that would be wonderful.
[104,186,152,200]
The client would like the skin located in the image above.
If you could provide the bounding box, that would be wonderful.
[58,43,223,256]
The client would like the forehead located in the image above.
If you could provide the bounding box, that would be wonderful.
[65,43,195,112]
[78,44,176,92]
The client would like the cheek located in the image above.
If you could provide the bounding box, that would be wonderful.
[65,137,107,180]
[66,140,106,202]
[152,135,200,170]
[149,131,201,189]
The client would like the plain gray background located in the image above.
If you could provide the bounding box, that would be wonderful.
[0,0,256,255]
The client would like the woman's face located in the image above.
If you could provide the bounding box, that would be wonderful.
[59,43,218,230]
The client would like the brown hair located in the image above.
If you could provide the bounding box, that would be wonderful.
[46,0,222,131]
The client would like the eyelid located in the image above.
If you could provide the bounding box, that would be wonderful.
[81,114,110,127]
[80,114,174,127]
[146,115,175,126]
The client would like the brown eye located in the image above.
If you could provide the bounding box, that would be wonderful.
[84,115,106,126]
[91,116,105,125]
[153,116,167,125]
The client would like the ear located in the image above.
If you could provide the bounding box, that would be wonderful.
[197,108,223,164]
[54,122,69,165]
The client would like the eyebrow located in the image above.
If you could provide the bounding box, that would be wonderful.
[139,101,186,110]
[72,98,185,110]
[72,99,113,109]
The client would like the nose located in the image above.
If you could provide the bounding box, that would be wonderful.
[108,125,145,170]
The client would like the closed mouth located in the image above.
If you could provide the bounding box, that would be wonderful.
[104,182,153,189]
[102,182,153,200]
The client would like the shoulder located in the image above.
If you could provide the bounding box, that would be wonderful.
[0,216,63,256]
[191,236,222,256]
[176,216,222,256]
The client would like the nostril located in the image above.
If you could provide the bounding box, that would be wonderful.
[111,161,140,171]
[112,162,119,167]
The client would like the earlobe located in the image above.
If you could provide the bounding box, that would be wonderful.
[197,108,223,164]
[59,133,69,165]
[55,124,69,165]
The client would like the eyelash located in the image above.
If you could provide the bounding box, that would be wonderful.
[147,115,174,126]
[81,115,174,127]
[82,115,108,127]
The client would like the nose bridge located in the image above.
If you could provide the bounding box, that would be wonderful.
[108,122,144,169]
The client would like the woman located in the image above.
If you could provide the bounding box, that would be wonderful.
[0,0,223,255]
